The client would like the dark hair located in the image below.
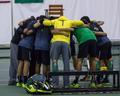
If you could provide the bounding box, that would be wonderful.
[49,16,58,20]
[81,16,91,24]
[36,15,47,24]
[30,16,35,20]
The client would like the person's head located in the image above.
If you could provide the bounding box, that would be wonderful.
[37,15,47,24]
[81,16,91,24]
[49,16,58,20]
[30,16,35,21]
[24,16,35,25]
[40,15,47,24]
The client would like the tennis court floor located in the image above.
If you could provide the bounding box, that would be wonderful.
[0,47,120,96]
[0,85,120,96]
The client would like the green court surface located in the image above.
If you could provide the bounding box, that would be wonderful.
[0,85,120,96]
[0,45,120,96]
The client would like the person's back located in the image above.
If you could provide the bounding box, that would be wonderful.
[89,20,112,86]
[8,27,22,85]
[50,16,73,44]
[35,26,51,50]
[18,20,36,49]
[74,26,97,45]
[43,16,84,44]
[31,15,52,82]
[17,18,36,87]
[70,20,97,88]
[90,22,111,46]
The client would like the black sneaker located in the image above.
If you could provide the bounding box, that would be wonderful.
[102,78,109,83]
[8,80,16,86]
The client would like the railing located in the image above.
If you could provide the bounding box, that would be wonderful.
[49,71,120,93]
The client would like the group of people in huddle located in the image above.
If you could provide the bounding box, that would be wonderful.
[8,15,112,89]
